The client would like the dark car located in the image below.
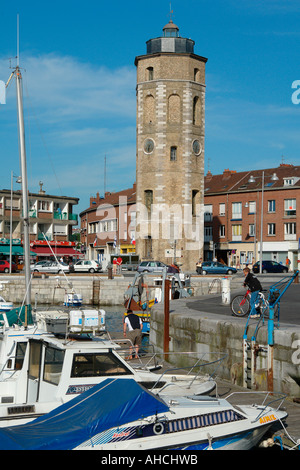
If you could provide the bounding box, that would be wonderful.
[252,261,288,274]
[196,261,237,275]
[0,260,17,273]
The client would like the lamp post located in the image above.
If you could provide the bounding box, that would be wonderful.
[248,171,279,274]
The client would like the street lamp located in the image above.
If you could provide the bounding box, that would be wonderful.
[248,171,279,274]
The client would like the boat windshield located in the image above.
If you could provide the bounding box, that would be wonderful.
[71,352,133,378]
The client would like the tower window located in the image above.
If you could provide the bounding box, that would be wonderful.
[194,68,201,82]
[170,146,177,161]
[192,190,199,216]
[144,190,153,212]
[193,96,201,126]
[147,67,154,81]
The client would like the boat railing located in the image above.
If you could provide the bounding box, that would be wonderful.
[224,390,287,423]
[111,337,162,370]
[149,352,228,393]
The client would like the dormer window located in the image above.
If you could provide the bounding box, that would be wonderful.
[284,176,300,186]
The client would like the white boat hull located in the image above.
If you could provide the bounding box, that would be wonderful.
[75,398,287,451]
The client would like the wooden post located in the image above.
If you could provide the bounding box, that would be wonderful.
[164,279,170,361]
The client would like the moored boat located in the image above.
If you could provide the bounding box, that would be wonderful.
[0,378,288,450]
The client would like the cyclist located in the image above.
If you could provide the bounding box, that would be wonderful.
[243,267,262,318]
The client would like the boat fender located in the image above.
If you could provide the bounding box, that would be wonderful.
[153,422,164,435]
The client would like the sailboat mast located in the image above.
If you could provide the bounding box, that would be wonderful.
[15,66,31,306]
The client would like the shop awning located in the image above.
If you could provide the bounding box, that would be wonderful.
[0,245,36,256]
[32,246,83,258]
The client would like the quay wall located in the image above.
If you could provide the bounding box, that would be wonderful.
[0,274,225,306]
[149,298,300,398]
[0,275,129,306]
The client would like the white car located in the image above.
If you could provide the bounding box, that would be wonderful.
[73,260,102,273]
[30,261,70,274]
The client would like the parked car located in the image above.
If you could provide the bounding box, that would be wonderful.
[137,261,168,273]
[73,260,102,273]
[137,261,180,274]
[30,260,48,269]
[196,261,237,275]
[252,261,288,274]
[0,260,17,273]
[30,261,69,274]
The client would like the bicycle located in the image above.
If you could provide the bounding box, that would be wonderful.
[231,289,279,318]
[256,290,279,319]
[230,289,251,317]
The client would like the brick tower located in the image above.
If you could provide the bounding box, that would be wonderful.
[135,20,207,271]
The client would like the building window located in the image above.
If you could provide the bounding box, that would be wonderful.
[170,146,177,161]
[232,202,242,220]
[204,204,212,222]
[249,224,255,237]
[204,226,212,241]
[232,224,242,241]
[98,219,117,233]
[249,201,256,213]
[219,203,225,216]
[284,199,296,216]
[219,225,225,238]
[284,222,296,240]
[268,223,276,236]
[38,200,51,212]
[268,200,276,212]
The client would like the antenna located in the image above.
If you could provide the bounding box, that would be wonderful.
[104,155,106,195]
[169,2,174,21]
[17,14,20,67]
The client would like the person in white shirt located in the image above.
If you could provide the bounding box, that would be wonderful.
[123,309,143,359]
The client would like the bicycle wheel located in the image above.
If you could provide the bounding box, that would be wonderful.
[231,295,250,317]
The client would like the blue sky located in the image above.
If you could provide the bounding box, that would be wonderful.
[0,0,299,217]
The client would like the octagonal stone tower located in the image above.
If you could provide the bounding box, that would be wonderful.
[135,20,207,271]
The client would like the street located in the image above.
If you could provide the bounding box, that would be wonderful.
[186,272,300,326]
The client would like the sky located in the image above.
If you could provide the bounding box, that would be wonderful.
[0,0,300,218]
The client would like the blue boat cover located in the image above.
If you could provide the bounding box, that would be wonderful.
[0,378,169,450]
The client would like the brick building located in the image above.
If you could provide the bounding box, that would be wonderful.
[79,184,136,269]
[204,164,300,270]
[0,185,80,261]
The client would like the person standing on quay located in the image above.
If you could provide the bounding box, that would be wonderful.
[123,309,142,359]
